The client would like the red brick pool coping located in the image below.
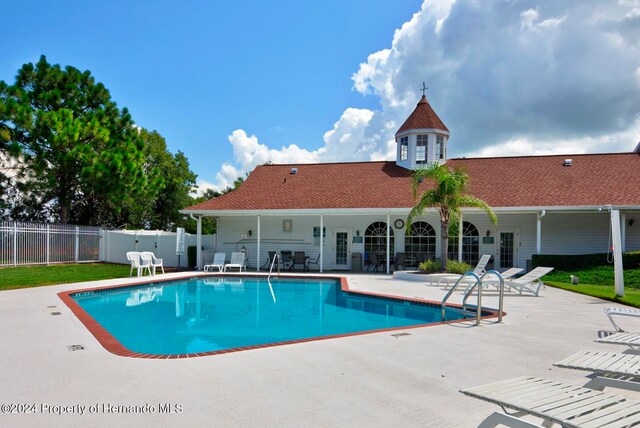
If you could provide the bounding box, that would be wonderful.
[58,273,502,359]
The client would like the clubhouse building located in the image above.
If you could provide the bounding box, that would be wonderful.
[182,96,640,273]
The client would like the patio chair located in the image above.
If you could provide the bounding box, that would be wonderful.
[289,251,310,272]
[140,252,164,275]
[306,253,321,271]
[554,350,640,393]
[280,251,293,270]
[204,252,226,272]
[460,375,640,427]
[127,251,151,277]
[605,307,640,332]
[224,252,246,272]
[367,252,382,272]
[502,266,554,296]
[266,251,279,270]
[394,253,406,271]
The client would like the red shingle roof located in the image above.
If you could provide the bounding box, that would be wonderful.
[183,152,640,212]
[395,95,449,135]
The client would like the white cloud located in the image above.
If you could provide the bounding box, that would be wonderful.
[207,0,640,191]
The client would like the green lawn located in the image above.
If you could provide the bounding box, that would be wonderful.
[545,281,640,308]
[0,263,132,291]
[543,266,640,289]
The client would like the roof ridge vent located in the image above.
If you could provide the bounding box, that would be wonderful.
[563,159,573,167]
[290,167,298,174]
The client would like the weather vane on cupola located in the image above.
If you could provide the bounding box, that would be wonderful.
[420,82,428,96]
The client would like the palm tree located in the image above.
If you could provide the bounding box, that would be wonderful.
[407,163,497,271]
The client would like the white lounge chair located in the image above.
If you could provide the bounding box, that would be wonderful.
[460,375,640,427]
[605,307,640,332]
[429,254,492,288]
[502,266,554,296]
[140,251,164,275]
[204,252,226,273]
[464,267,526,292]
[127,251,151,277]
[224,252,246,272]
[554,350,640,393]
[596,331,640,348]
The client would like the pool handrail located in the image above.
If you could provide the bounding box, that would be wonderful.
[441,271,481,324]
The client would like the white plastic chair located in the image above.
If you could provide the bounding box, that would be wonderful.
[140,252,163,276]
[204,252,226,272]
[127,251,151,277]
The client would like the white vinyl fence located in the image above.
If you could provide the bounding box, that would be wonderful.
[101,230,216,268]
[0,222,101,267]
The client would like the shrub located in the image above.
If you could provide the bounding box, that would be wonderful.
[445,260,472,275]
[419,259,441,273]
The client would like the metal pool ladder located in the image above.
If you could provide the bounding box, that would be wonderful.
[266,254,279,303]
[440,270,505,325]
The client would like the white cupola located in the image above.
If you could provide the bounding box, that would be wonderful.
[395,95,449,170]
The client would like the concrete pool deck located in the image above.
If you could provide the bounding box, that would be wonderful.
[1,272,639,427]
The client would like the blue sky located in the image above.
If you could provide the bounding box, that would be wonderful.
[1,0,422,189]
[2,1,639,192]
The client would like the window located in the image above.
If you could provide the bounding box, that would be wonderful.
[365,221,394,262]
[448,221,480,265]
[404,221,436,268]
[416,134,428,164]
[436,135,445,160]
[399,136,408,160]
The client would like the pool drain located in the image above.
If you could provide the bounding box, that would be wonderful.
[67,345,85,351]
[391,332,412,338]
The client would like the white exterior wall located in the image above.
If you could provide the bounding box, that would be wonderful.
[538,212,640,255]
[101,230,215,268]
[213,210,640,272]
[625,212,640,251]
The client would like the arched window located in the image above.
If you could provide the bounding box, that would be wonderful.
[448,221,480,265]
[404,221,436,267]
[365,221,394,262]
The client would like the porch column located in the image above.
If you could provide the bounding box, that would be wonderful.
[256,215,261,272]
[611,209,625,297]
[536,210,546,254]
[320,215,324,273]
[458,213,463,263]
[386,214,391,273]
[196,215,202,270]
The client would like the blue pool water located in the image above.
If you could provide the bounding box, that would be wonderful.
[72,277,467,355]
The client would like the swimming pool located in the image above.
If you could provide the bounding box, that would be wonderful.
[59,275,494,358]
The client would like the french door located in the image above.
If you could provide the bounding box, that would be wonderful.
[334,229,351,270]
[496,229,519,269]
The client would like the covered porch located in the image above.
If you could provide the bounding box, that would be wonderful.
[184,207,639,274]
